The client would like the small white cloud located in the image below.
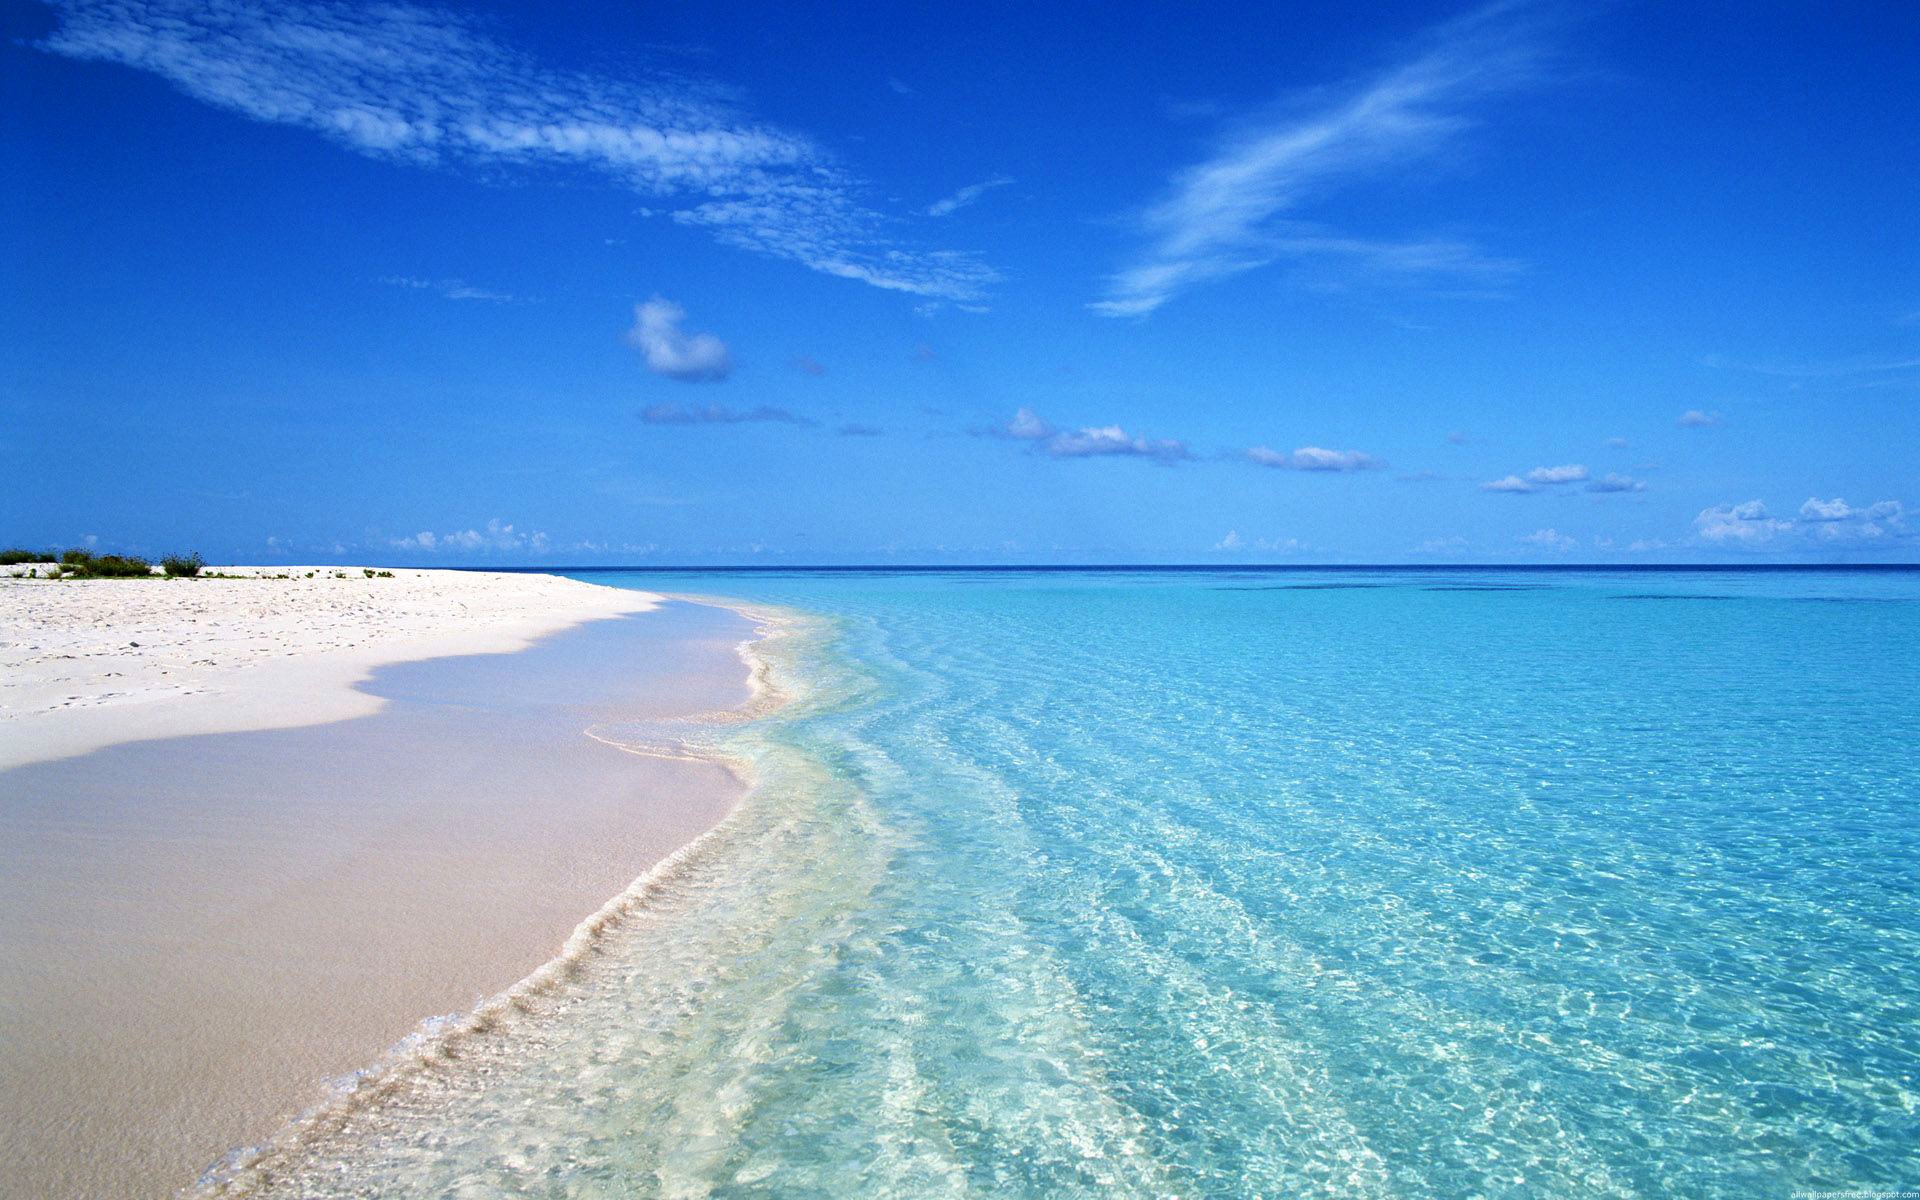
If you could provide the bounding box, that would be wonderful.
[1520,528,1574,551]
[1678,409,1723,427]
[1050,425,1190,462]
[1246,445,1382,471]
[992,408,1187,462]
[390,519,549,555]
[627,298,731,382]
[1215,530,1244,551]
[1526,463,1589,485]
[1415,535,1469,554]
[1586,473,1646,494]
[927,176,1013,218]
[1007,407,1055,440]
[1604,436,1630,449]
[1798,497,1854,521]
[1695,500,1788,545]
[1480,475,1535,493]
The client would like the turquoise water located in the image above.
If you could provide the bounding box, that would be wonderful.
[228,568,1920,1198]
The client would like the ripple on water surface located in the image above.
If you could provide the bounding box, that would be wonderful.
[215,569,1920,1199]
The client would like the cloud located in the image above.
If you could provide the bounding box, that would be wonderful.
[1694,501,1792,545]
[1693,497,1910,549]
[1480,475,1534,493]
[792,355,827,376]
[626,298,731,381]
[1798,497,1854,521]
[640,402,811,426]
[383,275,513,302]
[41,0,992,300]
[836,423,884,436]
[1586,473,1647,493]
[1678,409,1722,427]
[1415,535,1469,554]
[1519,527,1574,551]
[1526,463,1588,485]
[992,408,1189,462]
[391,519,549,555]
[1050,425,1191,462]
[1603,436,1630,449]
[927,176,1014,217]
[1447,431,1469,445]
[1215,530,1303,552]
[1005,407,1056,440]
[1246,445,1382,471]
[1090,2,1551,316]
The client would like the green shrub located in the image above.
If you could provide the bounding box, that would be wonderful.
[161,553,204,578]
[60,549,94,567]
[82,554,154,578]
[0,548,50,565]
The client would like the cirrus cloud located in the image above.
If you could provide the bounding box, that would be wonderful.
[40,0,993,300]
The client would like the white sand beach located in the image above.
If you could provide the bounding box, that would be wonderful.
[0,571,757,1198]
[0,566,662,770]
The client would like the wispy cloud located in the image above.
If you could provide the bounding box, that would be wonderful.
[382,275,514,302]
[989,407,1190,463]
[1519,527,1574,551]
[626,298,731,381]
[1678,409,1722,427]
[1245,445,1382,471]
[1480,474,1535,493]
[640,402,812,426]
[792,355,828,376]
[1091,2,1552,316]
[41,0,992,299]
[1215,530,1304,552]
[927,176,1014,217]
[1586,472,1646,493]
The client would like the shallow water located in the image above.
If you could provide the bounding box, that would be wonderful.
[227,568,1920,1198]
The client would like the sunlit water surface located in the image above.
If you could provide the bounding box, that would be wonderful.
[229,568,1920,1199]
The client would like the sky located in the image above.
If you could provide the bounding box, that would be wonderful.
[4,0,1916,565]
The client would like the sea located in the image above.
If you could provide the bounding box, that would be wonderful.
[222,566,1920,1199]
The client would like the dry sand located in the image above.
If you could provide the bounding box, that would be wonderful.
[0,571,758,1198]
[0,566,660,770]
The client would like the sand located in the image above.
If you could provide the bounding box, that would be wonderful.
[0,572,759,1198]
[0,566,661,770]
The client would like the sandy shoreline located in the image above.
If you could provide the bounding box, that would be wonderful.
[0,566,661,770]
[0,571,761,1198]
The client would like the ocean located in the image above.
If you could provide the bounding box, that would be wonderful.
[223,567,1920,1199]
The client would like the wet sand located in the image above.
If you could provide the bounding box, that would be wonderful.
[0,601,754,1199]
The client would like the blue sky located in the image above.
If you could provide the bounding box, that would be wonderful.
[4,0,1916,564]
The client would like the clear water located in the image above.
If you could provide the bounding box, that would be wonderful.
[224,568,1920,1199]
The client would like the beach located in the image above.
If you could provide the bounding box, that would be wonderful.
[0,570,759,1198]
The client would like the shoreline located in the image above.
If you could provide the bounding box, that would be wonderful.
[0,578,778,1199]
[0,566,662,770]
